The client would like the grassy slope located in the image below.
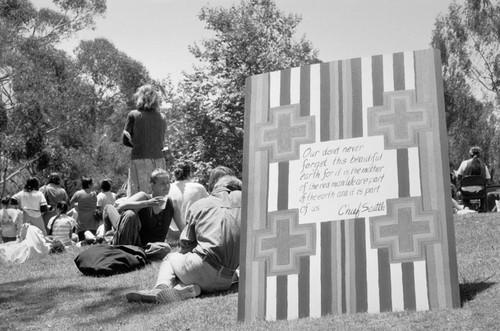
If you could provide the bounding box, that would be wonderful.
[0,213,499,331]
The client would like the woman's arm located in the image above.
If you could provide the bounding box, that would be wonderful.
[179,209,200,254]
[10,191,21,206]
[69,192,78,210]
[15,211,23,236]
[171,208,186,233]
[122,112,134,147]
[39,191,49,213]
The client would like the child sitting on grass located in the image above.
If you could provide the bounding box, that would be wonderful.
[0,195,23,243]
[47,201,77,246]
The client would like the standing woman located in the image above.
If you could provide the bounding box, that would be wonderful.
[11,177,49,235]
[69,177,97,241]
[40,172,69,233]
[123,84,166,197]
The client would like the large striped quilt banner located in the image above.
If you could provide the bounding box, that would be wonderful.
[238,49,460,321]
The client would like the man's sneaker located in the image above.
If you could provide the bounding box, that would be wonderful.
[126,288,163,303]
[126,284,201,303]
[156,284,201,303]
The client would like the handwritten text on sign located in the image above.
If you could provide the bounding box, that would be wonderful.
[289,135,398,223]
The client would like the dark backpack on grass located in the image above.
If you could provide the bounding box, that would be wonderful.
[74,244,146,277]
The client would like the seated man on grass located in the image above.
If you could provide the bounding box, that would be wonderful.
[103,168,175,247]
[126,175,242,303]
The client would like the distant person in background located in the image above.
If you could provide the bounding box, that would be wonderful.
[0,195,23,243]
[70,177,98,242]
[456,146,491,211]
[94,179,116,241]
[40,173,68,233]
[11,177,49,235]
[168,162,208,234]
[47,201,76,246]
[206,166,235,193]
[123,84,166,197]
[456,146,491,184]
[96,179,116,221]
[97,179,116,209]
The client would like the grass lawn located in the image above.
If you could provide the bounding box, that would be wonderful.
[1,212,499,330]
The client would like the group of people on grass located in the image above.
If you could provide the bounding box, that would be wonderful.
[0,84,242,304]
[6,82,498,304]
[0,174,120,246]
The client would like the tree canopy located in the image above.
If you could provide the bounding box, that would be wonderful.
[5,0,499,196]
[167,0,320,179]
[431,0,500,175]
[0,0,150,196]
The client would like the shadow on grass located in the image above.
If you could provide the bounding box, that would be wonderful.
[460,277,496,306]
[0,274,168,328]
[0,270,241,329]
[198,282,239,299]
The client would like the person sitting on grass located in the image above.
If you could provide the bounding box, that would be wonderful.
[0,195,23,243]
[167,161,208,237]
[96,179,116,219]
[40,172,69,234]
[103,168,175,247]
[47,201,77,246]
[126,175,242,303]
[206,165,235,193]
[69,177,98,242]
[11,177,50,236]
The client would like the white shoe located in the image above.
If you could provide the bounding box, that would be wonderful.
[126,284,201,304]
[156,284,201,303]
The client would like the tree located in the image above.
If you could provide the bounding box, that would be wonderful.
[0,0,106,94]
[71,37,153,193]
[431,0,500,177]
[75,38,150,114]
[0,0,104,195]
[432,0,500,103]
[0,37,95,194]
[0,0,144,196]
[168,0,320,178]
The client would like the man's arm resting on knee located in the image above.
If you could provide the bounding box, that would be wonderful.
[116,192,164,212]
[179,220,197,254]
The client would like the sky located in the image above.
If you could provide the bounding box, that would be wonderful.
[35,0,454,82]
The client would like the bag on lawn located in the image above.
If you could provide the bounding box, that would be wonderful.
[74,244,146,277]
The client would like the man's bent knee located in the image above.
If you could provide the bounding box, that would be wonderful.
[113,210,141,246]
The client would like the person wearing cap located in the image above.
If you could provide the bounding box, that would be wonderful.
[126,175,242,303]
